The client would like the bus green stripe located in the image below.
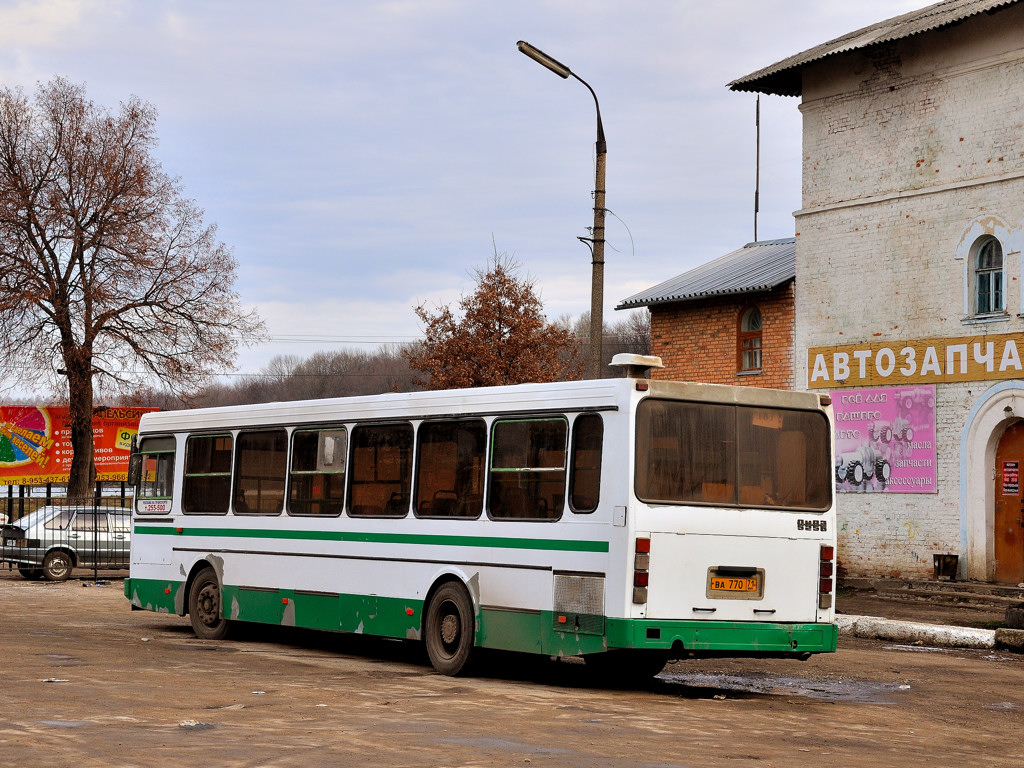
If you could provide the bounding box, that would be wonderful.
[133,525,608,553]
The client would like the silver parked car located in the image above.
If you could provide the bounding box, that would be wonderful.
[0,506,131,581]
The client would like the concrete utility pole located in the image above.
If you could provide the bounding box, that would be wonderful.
[517,41,607,379]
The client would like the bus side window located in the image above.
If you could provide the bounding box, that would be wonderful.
[489,418,567,520]
[136,436,176,514]
[414,420,485,518]
[183,434,233,515]
[569,413,603,513]
[348,423,413,517]
[233,430,288,515]
[289,429,346,516]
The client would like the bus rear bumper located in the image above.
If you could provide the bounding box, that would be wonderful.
[606,618,838,656]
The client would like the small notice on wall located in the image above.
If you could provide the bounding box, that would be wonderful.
[1002,461,1020,496]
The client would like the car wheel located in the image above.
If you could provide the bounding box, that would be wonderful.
[42,550,73,582]
[188,566,232,641]
[424,581,476,676]
[18,565,44,580]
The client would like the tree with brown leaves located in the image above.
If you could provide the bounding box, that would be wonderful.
[0,77,263,498]
[406,256,580,390]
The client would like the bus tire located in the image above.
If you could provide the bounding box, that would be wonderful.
[424,581,476,676]
[42,550,73,582]
[188,566,231,641]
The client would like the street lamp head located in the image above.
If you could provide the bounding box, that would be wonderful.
[517,41,571,79]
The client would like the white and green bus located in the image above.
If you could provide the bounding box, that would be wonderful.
[125,358,837,676]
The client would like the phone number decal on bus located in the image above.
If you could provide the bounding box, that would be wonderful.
[797,519,827,532]
[139,500,172,513]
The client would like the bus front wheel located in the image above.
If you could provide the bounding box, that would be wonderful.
[424,582,476,676]
[188,567,231,641]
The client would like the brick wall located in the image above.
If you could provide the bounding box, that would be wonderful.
[649,281,795,389]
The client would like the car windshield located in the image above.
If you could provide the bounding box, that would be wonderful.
[9,507,54,529]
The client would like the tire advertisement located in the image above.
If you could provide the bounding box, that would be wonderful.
[833,385,937,494]
[0,405,156,485]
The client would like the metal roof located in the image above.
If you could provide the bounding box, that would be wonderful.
[616,238,795,310]
[729,0,1019,96]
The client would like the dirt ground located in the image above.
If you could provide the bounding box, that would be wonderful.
[2,572,1023,767]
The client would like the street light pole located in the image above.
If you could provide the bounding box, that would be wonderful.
[517,41,606,380]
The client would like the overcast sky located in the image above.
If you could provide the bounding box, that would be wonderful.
[0,0,927,384]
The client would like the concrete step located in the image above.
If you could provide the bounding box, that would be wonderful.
[841,577,1024,610]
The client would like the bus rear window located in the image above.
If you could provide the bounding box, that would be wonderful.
[635,399,831,511]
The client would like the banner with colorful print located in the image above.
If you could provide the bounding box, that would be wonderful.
[0,406,156,485]
[832,385,937,494]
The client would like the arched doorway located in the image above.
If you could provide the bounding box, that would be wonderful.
[961,382,1024,582]
[994,420,1024,584]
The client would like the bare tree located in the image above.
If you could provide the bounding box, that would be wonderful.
[406,255,580,389]
[187,347,420,407]
[571,309,651,376]
[0,77,263,497]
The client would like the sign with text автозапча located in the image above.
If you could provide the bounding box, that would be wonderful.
[0,405,156,486]
[833,385,937,494]
[808,331,1024,389]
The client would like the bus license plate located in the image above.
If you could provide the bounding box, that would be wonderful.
[706,568,764,599]
[710,576,758,592]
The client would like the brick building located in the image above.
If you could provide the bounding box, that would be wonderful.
[617,238,796,389]
[731,0,1024,582]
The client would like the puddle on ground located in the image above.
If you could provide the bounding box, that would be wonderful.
[41,653,81,664]
[882,644,952,653]
[39,721,91,728]
[658,671,905,704]
[983,701,1019,711]
[438,736,572,755]
[167,644,238,653]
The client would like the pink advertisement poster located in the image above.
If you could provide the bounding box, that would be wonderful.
[832,385,937,494]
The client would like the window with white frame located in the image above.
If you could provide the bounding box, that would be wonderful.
[974,236,1004,315]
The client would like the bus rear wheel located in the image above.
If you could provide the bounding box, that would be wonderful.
[189,566,231,641]
[424,582,476,676]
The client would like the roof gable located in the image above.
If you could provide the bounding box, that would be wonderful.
[729,0,1019,96]
[617,238,795,310]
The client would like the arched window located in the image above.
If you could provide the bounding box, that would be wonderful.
[974,236,1004,315]
[738,306,762,373]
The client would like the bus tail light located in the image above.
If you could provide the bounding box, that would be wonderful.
[818,544,834,609]
[633,537,650,604]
